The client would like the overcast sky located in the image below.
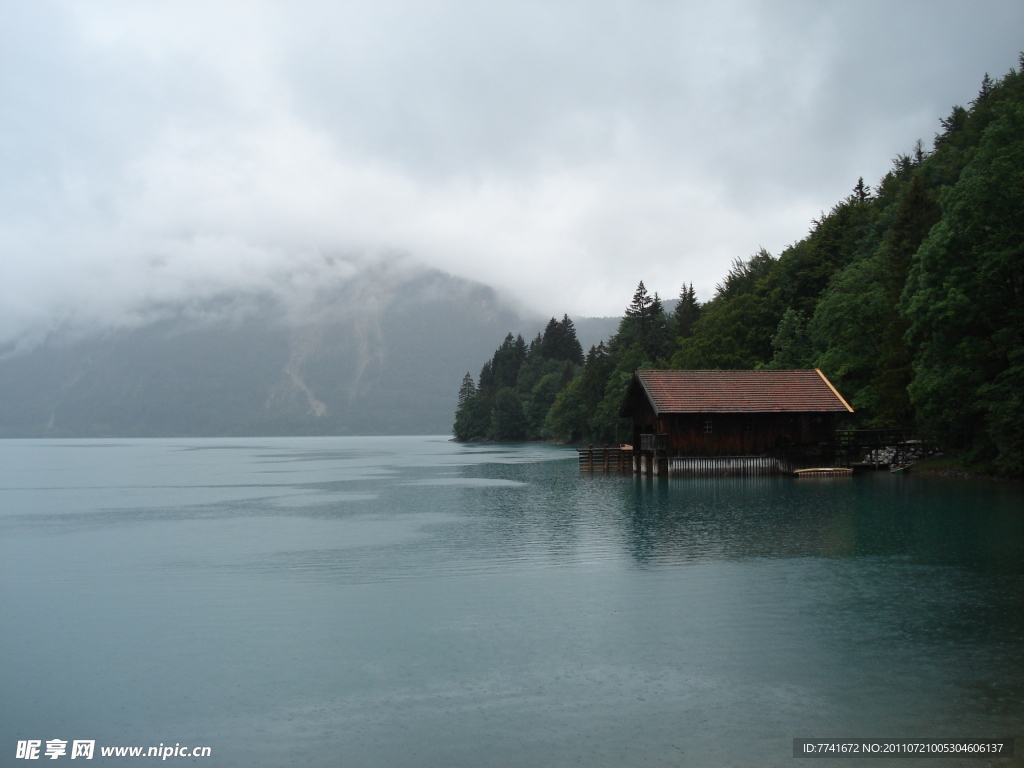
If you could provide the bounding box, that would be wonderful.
[1,1,1022,340]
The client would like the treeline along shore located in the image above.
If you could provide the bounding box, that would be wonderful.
[453,57,1024,478]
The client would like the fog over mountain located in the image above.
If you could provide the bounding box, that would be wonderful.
[2,2,1023,339]
[2,2,1022,435]
[0,259,619,436]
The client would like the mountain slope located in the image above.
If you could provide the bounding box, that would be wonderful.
[0,266,545,437]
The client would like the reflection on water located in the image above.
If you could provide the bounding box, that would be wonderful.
[0,437,1021,768]
[618,473,1024,573]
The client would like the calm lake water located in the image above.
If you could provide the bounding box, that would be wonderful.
[1,436,1022,767]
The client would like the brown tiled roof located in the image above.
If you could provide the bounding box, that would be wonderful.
[632,369,854,414]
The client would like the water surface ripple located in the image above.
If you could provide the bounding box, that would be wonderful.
[1,437,1021,767]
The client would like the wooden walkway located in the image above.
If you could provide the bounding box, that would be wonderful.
[577,445,632,473]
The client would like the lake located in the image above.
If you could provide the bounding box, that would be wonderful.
[1,436,1021,767]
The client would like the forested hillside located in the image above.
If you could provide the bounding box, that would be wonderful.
[454,58,1024,477]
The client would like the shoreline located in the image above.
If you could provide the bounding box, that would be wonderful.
[451,439,1022,483]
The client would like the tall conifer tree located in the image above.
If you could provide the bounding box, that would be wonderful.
[673,283,701,339]
[457,372,476,406]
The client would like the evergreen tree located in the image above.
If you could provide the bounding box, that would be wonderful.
[480,333,527,393]
[528,331,544,358]
[477,360,493,391]
[913,138,926,166]
[539,318,560,358]
[490,387,527,441]
[556,315,585,364]
[646,293,671,361]
[536,316,583,363]
[457,372,476,407]
[672,283,701,339]
[452,391,491,441]
[975,72,995,103]
[852,177,871,203]
[614,281,670,361]
[624,281,654,330]
[453,369,492,442]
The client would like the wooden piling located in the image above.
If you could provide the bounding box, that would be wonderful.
[667,456,784,476]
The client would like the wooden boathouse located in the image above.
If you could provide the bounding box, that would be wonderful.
[618,369,854,476]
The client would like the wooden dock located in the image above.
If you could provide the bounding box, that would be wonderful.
[577,445,632,473]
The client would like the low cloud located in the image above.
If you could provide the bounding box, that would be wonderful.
[1,0,1021,343]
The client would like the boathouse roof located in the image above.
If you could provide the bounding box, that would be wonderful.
[622,369,854,416]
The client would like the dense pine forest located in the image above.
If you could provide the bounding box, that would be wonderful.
[454,58,1024,478]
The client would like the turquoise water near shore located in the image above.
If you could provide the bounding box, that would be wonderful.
[1,437,1021,767]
